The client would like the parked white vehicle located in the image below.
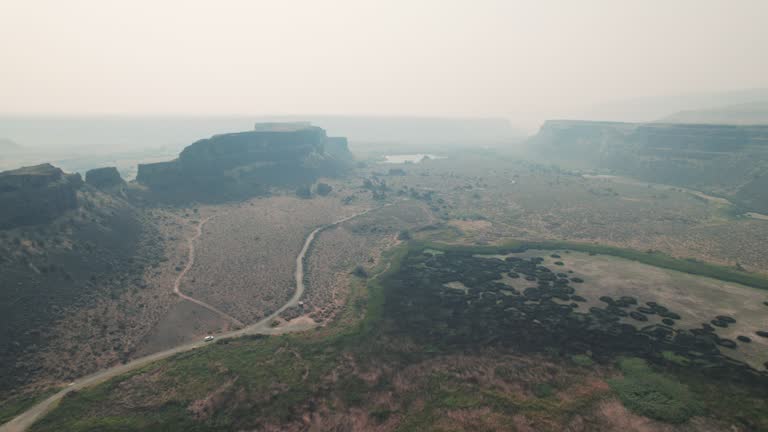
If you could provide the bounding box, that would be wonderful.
[204,335,214,342]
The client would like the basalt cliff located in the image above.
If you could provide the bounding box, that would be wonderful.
[136,122,352,202]
[528,120,768,212]
[0,163,83,229]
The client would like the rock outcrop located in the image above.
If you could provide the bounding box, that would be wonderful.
[136,123,352,202]
[527,120,768,212]
[325,136,353,159]
[0,163,82,229]
[85,167,125,189]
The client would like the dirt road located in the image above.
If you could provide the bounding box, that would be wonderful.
[0,206,376,432]
[173,216,245,327]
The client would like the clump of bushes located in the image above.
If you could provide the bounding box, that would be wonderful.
[570,354,594,367]
[315,182,332,196]
[352,265,368,278]
[609,358,702,423]
[296,185,312,199]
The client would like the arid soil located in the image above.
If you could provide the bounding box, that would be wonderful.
[292,200,435,324]
[180,195,369,325]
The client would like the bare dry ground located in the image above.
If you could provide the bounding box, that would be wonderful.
[180,194,370,325]
[132,301,234,358]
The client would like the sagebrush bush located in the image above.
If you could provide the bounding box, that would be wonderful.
[609,358,702,423]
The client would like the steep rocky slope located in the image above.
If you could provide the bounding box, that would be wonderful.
[0,164,162,398]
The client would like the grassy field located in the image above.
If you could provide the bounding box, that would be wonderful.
[0,389,59,426]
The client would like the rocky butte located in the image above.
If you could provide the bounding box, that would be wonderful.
[0,163,83,229]
[136,122,352,202]
[85,167,125,189]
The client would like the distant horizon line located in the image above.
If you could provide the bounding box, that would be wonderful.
[0,112,517,121]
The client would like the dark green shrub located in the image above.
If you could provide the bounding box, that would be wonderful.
[609,358,702,423]
[316,183,332,196]
[296,185,312,198]
[352,265,368,278]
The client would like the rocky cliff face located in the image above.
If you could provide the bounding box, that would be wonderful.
[0,163,82,229]
[528,120,768,212]
[325,136,353,159]
[136,123,352,202]
[85,167,125,189]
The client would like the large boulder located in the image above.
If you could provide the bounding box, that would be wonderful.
[85,167,125,189]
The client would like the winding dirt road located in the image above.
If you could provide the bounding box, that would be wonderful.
[0,206,376,432]
[174,216,245,328]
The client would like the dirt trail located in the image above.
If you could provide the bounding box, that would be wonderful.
[0,206,379,432]
[174,216,245,328]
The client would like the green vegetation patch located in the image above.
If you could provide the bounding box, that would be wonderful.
[0,389,58,426]
[570,354,594,367]
[609,358,702,423]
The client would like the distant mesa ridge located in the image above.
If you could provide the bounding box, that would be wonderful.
[528,120,768,212]
[659,101,768,125]
[0,163,82,229]
[135,122,352,201]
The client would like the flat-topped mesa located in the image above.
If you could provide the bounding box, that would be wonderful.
[533,120,768,156]
[0,163,82,229]
[136,122,352,201]
[177,125,327,175]
[85,166,125,189]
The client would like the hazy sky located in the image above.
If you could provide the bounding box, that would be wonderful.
[2,0,767,125]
